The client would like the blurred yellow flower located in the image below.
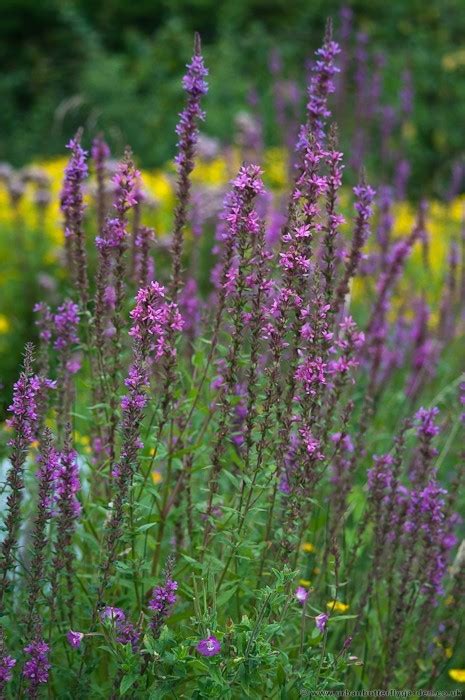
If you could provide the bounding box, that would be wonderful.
[0,314,10,334]
[449,669,465,682]
[298,579,311,588]
[151,470,163,485]
[327,600,349,613]
[442,49,465,72]
[301,542,315,553]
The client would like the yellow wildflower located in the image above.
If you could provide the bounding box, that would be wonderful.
[0,314,10,334]
[327,600,349,613]
[298,579,311,588]
[444,647,453,659]
[449,669,465,682]
[151,470,163,485]
[301,542,315,554]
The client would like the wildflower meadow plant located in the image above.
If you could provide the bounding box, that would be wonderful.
[0,20,464,700]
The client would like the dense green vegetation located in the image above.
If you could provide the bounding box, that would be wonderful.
[2,0,465,195]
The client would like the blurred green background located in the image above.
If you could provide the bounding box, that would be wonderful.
[1,0,465,197]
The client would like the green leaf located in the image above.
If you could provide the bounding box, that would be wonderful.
[120,674,138,695]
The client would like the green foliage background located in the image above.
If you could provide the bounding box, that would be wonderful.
[1,0,465,194]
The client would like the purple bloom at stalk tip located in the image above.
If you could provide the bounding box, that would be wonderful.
[148,577,178,635]
[303,19,340,143]
[7,370,55,445]
[196,635,221,656]
[61,135,88,237]
[415,406,440,437]
[353,180,376,220]
[91,136,110,164]
[175,35,208,171]
[66,631,84,649]
[113,153,141,216]
[0,654,16,683]
[23,640,50,685]
[129,281,184,359]
[295,586,309,604]
[315,613,329,633]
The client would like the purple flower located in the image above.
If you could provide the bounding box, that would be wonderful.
[7,372,54,446]
[0,653,16,683]
[303,20,340,143]
[415,406,440,438]
[129,282,184,359]
[91,136,110,165]
[34,302,53,344]
[95,217,126,251]
[60,136,88,239]
[100,606,126,623]
[55,442,81,520]
[353,180,376,221]
[116,621,141,652]
[295,357,327,396]
[148,577,178,636]
[315,613,329,633]
[66,631,84,649]
[196,635,221,657]
[295,586,309,604]
[113,153,140,216]
[175,39,208,172]
[23,640,50,686]
[53,299,79,351]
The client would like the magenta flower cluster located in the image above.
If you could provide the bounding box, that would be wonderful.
[129,282,184,359]
[23,640,50,686]
[148,578,178,635]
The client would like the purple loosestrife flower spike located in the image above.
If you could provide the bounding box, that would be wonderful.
[322,125,345,302]
[97,284,182,604]
[23,640,50,696]
[0,653,16,685]
[335,173,375,314]
[148,576,178,637]
[25,429,60,636]
[53,300,80,351]
[50,425,81,620]
[301,19,340,145]
[129,281,184,360]
[60,131,89,306]
[0,346,54,605]
[53,300,81,429]
[171,32,208,301]
[34,302,53,375]
[116,621,140,651]
[95,151,141,463]
[0,630,16,689]
[366,223,423,341]
[196,636,221,657]
[92,135,111,235]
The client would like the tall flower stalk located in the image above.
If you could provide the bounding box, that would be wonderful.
[170,32,208,302]
[0,346,53,606]
[60,132,89,308]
